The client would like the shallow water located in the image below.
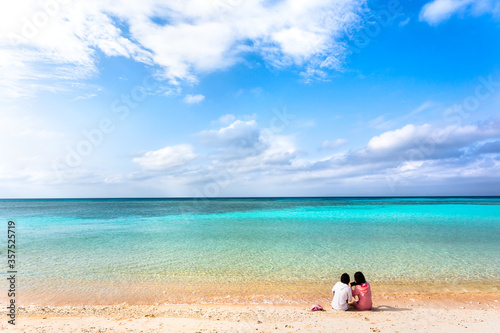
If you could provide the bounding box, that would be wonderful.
[2,197,499,305]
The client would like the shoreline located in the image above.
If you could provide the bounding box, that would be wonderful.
[3,293,499,332]
[10,280,500,306]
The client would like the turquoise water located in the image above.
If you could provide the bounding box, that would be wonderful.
[1,197,500,304]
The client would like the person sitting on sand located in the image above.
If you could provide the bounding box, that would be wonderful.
[332,273,353,311]
[351,271,372,311]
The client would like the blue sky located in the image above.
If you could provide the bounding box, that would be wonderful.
[1,0,500,198]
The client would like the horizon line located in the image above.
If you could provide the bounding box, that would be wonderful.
[1,195,500,200]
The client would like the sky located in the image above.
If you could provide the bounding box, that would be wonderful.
[1,0,500,198]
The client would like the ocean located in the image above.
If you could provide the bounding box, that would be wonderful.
[2,197,499,305]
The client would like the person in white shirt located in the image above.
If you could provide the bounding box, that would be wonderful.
[331,273,353,311]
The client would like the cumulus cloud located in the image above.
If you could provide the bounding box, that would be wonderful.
[129,115,500,196]
[133,144,196,171]
[183,94,205,104]
[1,0,367,98]
[4,110,499,196]
[197,119,261,148]
[303,118,500,182]
[131,117,299,188]
[419,0,499,25]
[248,134,297,167]
[363,119,500,159]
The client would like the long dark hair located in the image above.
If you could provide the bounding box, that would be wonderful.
[354,271,366,284]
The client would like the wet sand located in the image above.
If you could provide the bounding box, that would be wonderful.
[13,280,500,306]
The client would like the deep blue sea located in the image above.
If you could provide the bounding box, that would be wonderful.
[1,197,499,305]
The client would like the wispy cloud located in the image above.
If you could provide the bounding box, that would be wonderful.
[183,94,205,104]
[72,93,97,101]
[399,17,411,27]
[212,114,236,125]
[409,101,435,115]
[321,138,348,150]
[132,144,196,171]
[420,0,499,25]
[1,0,367,99]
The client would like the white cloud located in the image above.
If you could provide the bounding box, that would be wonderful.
[321,138,348,150]
[367,115,398,130]
[398,160,424,172]
[250,134,297,167]
[0,109,68,188]
[197,119,261,148]
[365,119,500,156]
[419,0,499,25]
[183,94,205,104]
[3,109,500,196]
[132,117,300,187]
[132,144,196,171]
[212,114,236,125]
[399,17,411,27]
[366,124,425,151]
[409,101,435,115]
[358,102,437,133]
[125,117,500,197]
[72,93,97,101]
[0,0,367,98]
[0,1,152,99]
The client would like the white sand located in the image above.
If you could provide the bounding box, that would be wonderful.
[2,293,499,332]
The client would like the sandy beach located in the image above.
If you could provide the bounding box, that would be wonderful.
[3,293,499,332]
[3,199,499,332]
[3,0,500,327]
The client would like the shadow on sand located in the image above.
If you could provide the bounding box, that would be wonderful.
[370,305,411,312]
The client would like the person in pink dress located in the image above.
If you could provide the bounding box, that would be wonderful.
[351,271,372,311]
